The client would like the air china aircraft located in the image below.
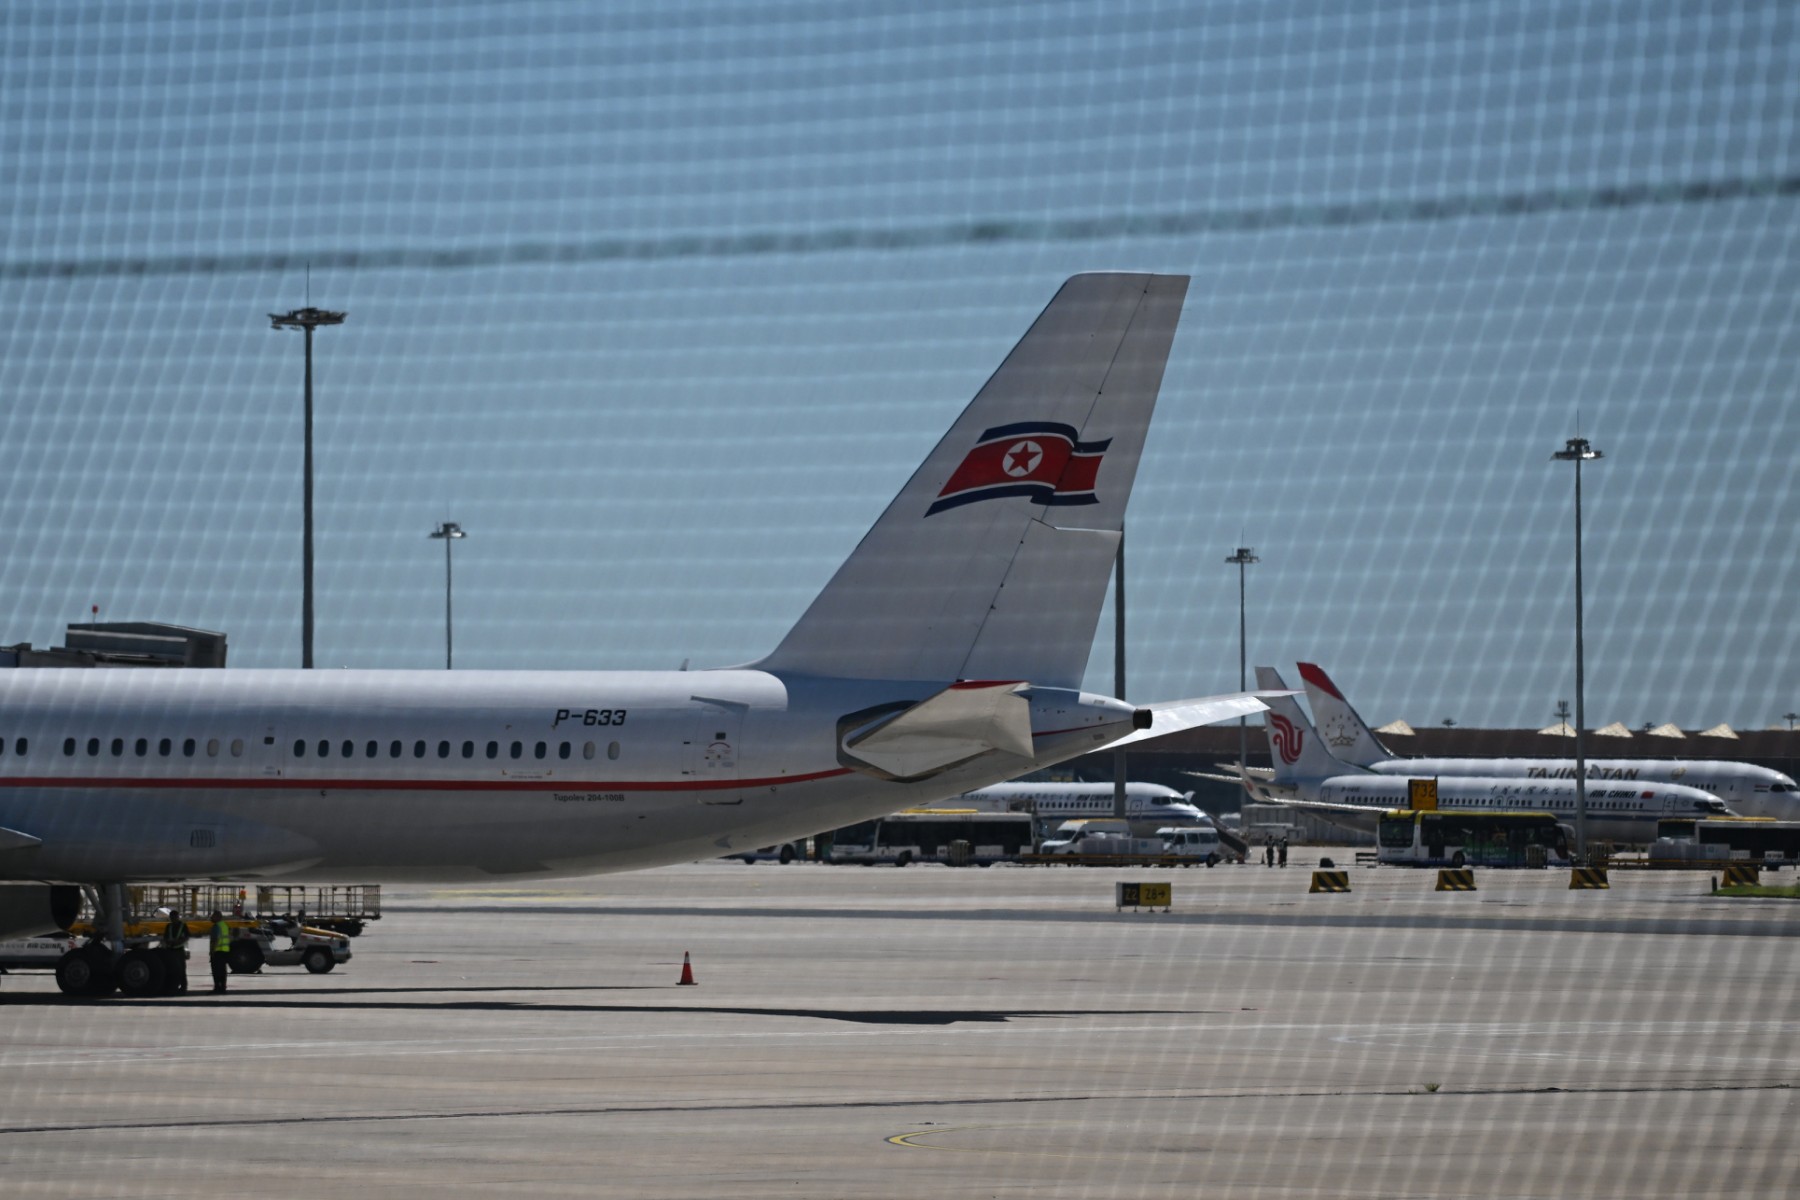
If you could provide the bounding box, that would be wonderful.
[1248,668,1731,844]
[955,781,1214,836]
[0,273,1269,982]
[1297,662,1800,820]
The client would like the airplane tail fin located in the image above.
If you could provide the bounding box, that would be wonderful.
[757,273,1189,688]
[1255,666,1357,785]
[1296,662,1392,767]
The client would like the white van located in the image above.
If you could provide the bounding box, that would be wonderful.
[1040,819,1162,856]
[1158,826,1223,866]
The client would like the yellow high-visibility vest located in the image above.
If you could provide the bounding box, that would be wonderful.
[211,922,231,954]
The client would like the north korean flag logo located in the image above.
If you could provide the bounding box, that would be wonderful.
[926,421,1110,516]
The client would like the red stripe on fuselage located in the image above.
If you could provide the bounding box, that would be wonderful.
[0,767,852,793]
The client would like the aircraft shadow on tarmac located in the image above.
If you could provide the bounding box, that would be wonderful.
[0,985,1203,1025]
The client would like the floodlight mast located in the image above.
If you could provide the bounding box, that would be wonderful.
[428,522,467,669]
[1225,547,1260,778]
[1552,435,1603,862]
[268,306,347,669]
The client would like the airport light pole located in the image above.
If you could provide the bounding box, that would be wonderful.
[269,305,347,669]
[1225,547,1259,775]
[429,522,466,669]
[1553,435,1603,862]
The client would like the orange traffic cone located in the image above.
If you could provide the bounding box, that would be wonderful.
[677,951,696,986]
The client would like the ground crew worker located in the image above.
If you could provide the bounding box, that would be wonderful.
[163,909,189,994]
[1279,838,1289,868]
[208,910,231,993]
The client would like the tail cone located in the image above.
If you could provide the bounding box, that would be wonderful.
[677,951,696,986]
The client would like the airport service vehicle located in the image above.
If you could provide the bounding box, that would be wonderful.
[1157,825,1224,865]
[0,935,75,973]
[1649,818,1800,867]
[829,809,1034,866]
[726,841,807,864]
[1247,668,1731,845]
[0,273,1272,995]
[1297,662,1800,819]
[230,918,352,975]
[1039,819,1165,857]
[1375,810,1573,869]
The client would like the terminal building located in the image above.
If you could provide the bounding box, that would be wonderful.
[0,622,227,669]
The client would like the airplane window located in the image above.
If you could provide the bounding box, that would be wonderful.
[134,738,147,757]
[13,737,24,756]
[486,741,498,759]
[318,740,330,758]
[583,741,596,760]
[111,738,123,756]
[206,738,219,757]
[183,738,195,757]
[63,737,74,756]
[229,739,243,757]
[608,741,620,761]
[294,740,307,757]
[342,740,354,758]
[558,741,570,760]
[157,738,170,756]
[390,741,402,758]
[534,741,546,759]
[413,740,426,758]
[437,740,450,758]
[366,741,377,758]
[510,741,522,759]
[462,741,474,759]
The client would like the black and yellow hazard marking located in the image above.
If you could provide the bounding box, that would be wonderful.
[1721,862,1760,887]
[1568,866,1610,889]
[1309,870,1350,893]
[1435,868,1476,891]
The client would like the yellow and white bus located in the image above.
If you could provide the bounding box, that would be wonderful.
[1376,809,1572,869]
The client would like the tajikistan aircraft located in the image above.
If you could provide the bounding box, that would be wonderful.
[1297,662,1799,820]
[0,273,1268,968]
[1248,668,1731,843]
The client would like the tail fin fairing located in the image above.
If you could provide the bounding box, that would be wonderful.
[757,273,1189,688]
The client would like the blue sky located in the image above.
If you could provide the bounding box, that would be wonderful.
[1,1,1795,728]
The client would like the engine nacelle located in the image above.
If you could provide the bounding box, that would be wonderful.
[0,883,81,942]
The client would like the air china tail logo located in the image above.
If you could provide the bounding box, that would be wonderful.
[926,421,1109,516]
[1269,713,1304,764]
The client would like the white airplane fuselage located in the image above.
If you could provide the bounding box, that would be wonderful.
[957,782,1211,836]
[1310,774,1730,844]
[0,668,1143,884]
[1363,758,1799,821]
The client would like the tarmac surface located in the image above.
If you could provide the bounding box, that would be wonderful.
[1,856,1796,1198]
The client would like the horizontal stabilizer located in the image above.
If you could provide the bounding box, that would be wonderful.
[1103,691,1277,750]
[841,681,1035,781]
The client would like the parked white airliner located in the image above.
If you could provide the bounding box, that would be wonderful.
[1297,662,1799,820]
[1249,668,1731,844]
[955,781,1213,836]
[0,273,1268,956]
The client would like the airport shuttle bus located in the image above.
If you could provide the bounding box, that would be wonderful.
[1376,810,1572,869]
[1650,817,1800,866]
[827,809,1035,866]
